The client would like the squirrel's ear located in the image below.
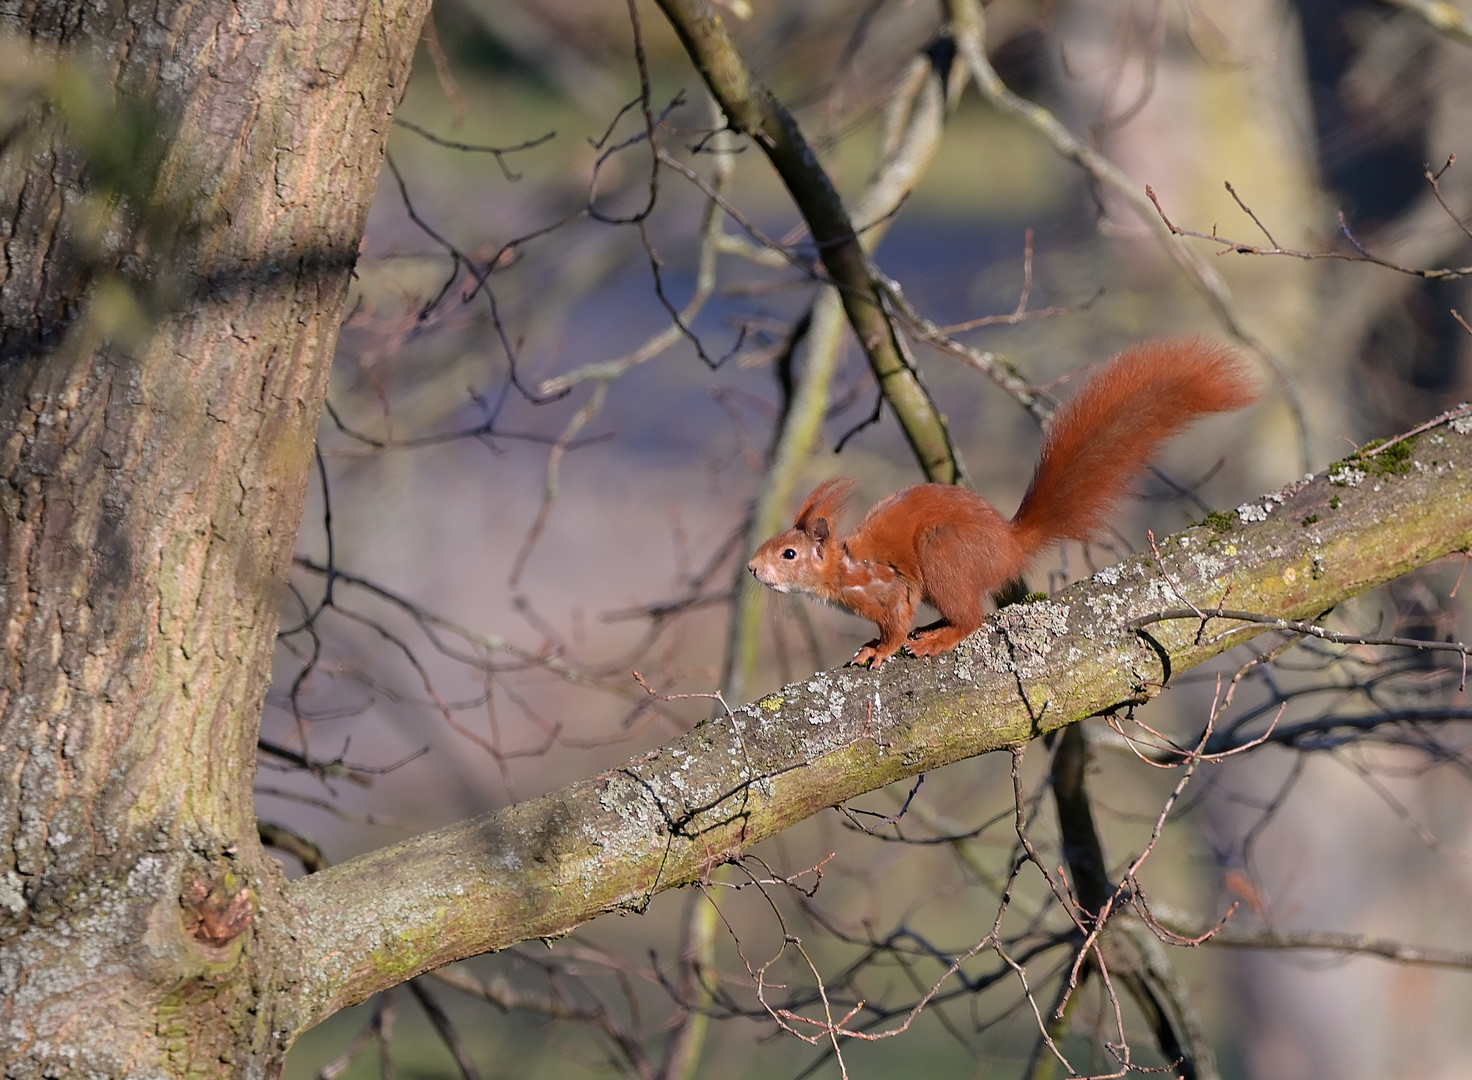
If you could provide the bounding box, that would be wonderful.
[795,477,854,533]
[809,517,830,544]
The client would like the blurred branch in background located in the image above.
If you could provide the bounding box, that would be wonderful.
[1382,0,1472,47]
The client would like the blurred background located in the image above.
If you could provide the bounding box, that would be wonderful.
[267,1,1472,1077]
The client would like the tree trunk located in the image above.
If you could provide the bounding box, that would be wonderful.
[0,0,429,1073]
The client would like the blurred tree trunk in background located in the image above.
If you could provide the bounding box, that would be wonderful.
[1053,0,1334,471]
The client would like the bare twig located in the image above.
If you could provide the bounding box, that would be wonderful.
[1128,606,1472,662]
[1147,183,1472,281]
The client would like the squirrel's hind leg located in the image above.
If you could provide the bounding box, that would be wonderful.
[906,620,976,657]
[907,527,997,658]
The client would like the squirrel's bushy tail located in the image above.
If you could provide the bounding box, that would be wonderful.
[1011,338,1257,549]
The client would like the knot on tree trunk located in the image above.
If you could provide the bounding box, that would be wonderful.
[182,871,254,947]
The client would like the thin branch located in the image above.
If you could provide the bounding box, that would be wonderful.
[1179,923,1472,970]
[392,118,555,181]
[1128,606,1472,662]
[407,980,484,1080]
[1146,183,1472,281]
[258,821,329,875]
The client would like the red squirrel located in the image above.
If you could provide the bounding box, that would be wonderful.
[746,339,1257,667]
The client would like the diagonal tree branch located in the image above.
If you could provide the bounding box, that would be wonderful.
[284,420,1472,1034]
[651,0,962,485]
[725,38,967,703]
[1197,927,1472,969]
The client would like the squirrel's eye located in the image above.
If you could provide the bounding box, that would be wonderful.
[782,548,797,560]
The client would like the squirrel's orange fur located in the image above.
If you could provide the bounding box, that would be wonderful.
[747,339,1257,666]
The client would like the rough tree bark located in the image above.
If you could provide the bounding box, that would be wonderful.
[3,0,1472,1077]
[0,0,432,1073]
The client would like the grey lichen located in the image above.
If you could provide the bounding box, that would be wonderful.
[0,870,25,916]
[992,600,1071,679]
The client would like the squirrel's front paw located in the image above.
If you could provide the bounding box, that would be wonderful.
[850,640,905,667]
